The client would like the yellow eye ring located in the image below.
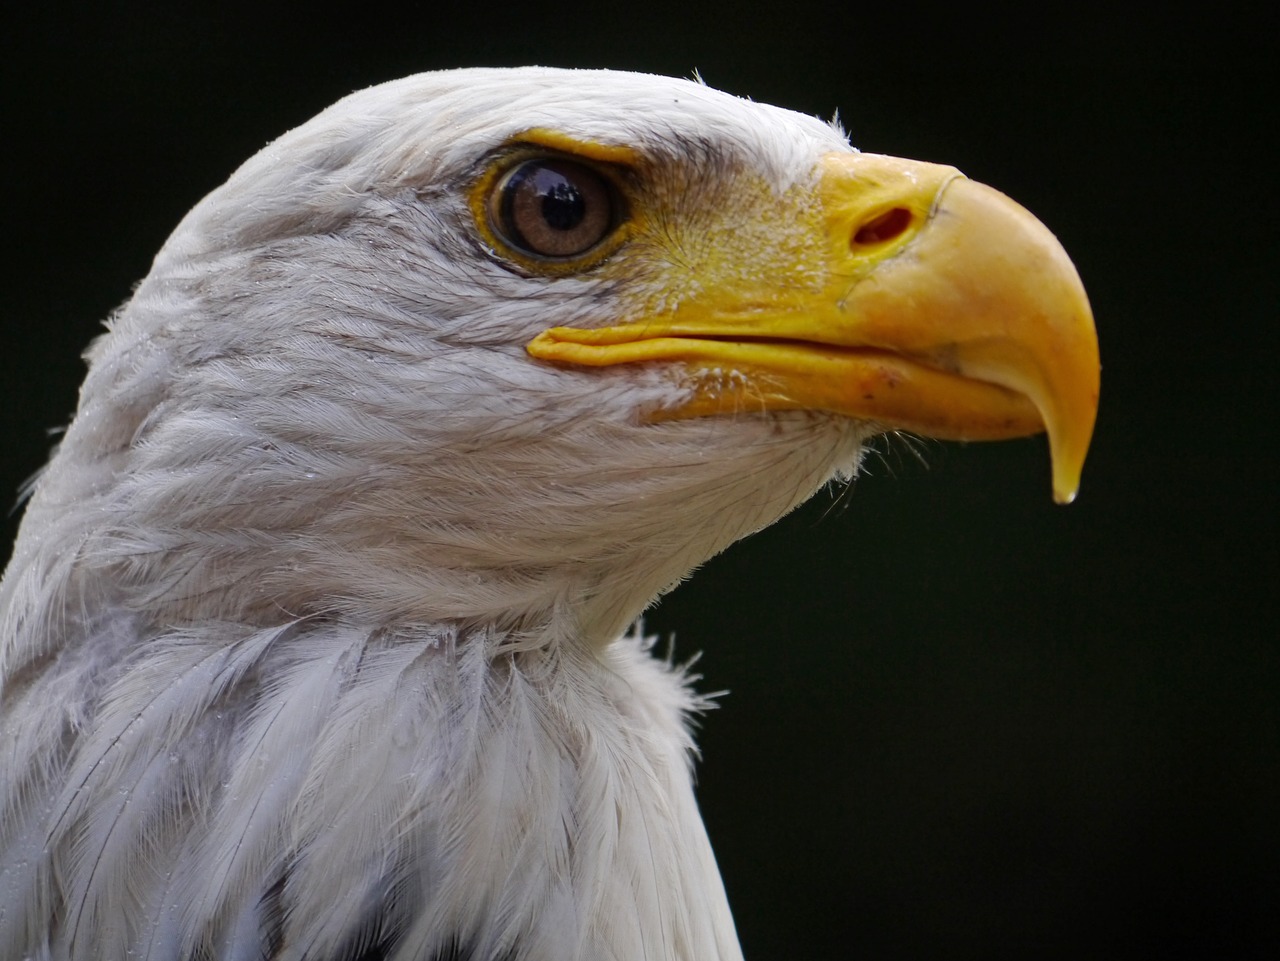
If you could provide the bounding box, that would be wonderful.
[471,134,634,274]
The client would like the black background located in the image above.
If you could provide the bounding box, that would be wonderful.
[4,6,1275,959]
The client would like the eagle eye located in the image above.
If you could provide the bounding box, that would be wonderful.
[489,158,621,261]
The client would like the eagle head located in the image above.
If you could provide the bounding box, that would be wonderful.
[0,68,1098,961]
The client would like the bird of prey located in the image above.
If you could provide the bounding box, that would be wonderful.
[0,68,1099,961]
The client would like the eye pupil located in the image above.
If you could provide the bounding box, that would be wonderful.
[541,181,586,231]
[491,158,619,261]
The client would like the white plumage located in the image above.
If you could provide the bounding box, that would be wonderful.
[0,67,1097,960]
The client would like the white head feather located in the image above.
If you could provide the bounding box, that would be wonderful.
[0,68,867,961]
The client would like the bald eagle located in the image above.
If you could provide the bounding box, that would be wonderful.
[0,68,1098,961]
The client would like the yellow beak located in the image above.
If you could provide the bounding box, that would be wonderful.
[527,153,1100,503]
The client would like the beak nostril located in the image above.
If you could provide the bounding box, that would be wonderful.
[853,206,913,247]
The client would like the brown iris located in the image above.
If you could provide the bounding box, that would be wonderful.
[490,158,618,259]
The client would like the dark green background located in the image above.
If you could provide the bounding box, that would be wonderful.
[4,7,1275,959]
